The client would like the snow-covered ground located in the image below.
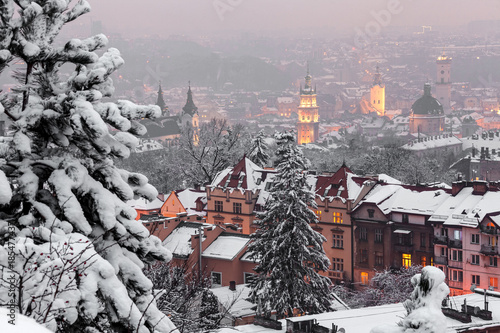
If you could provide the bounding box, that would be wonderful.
[0,308,52,333]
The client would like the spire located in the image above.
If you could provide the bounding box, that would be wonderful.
[182,82,198,116]
[156,81,168,115]
[373,63,382,86]
[303,62,313,93]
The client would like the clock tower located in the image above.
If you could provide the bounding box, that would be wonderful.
[297,68,319,145]
[436,54,452,114]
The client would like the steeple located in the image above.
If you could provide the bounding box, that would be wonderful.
[373,64,382,86]
[156,82,168,115]
[301,63,315,95]
[182,81,198,116]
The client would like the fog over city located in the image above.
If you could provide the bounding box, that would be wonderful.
[2,1,500,333]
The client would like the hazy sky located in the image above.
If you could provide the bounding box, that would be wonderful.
[83,0,500,38]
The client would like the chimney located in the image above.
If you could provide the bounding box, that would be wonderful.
[157,193,165,201]
[472,181,488,195]
[229,281,236,291]
[452,181,466,196]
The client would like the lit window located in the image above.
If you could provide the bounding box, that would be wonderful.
[421,256,427,267]
[361,272,369,285]
[333,212,343,224]
[316,210,322,219]
[402,254,411,268]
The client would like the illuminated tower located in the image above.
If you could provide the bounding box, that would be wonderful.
[436,54,452,114]
[297,68,319,145]
[370,64,385,116]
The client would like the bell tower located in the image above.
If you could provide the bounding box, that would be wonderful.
[297,66,319,145]
[436,54,452,114]
[370,64,385,116]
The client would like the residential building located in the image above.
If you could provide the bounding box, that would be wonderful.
[429,181,500,296]
[351,182,450,286]
[205,156,276,234]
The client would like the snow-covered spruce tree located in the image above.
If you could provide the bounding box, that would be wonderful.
[247,130,270,168]
[0,1,175,332]
[248,131,333,318]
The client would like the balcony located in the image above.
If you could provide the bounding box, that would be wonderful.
[328,270,343,280]
[434,256,448,265]
[434,235,448,245]
[448,280,463,290]
[480,225,500,235]
[394,244,413,253]
[448,260,463,269]
[448,239,462,249]
[480,244,499,256]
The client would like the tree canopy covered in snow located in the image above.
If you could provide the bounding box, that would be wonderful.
[371,266,450,333]
[247,130,270,168]
[0,1,175,332]
[248,131,333,318]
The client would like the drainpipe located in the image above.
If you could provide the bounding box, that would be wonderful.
[199,225,203,282]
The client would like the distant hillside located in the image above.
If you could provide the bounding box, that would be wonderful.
[114,39,293,92]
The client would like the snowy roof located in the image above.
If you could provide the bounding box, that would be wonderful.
[127,196,164,210]
[402,134,462,151]
[202,234,250,260]
[162,222,205,257]
[313,165,369,201]
[429,186,500,227]
[210,284,255,318]
[212,157,276,191]
[231,292,500,333]
[356,183,450,215]
[175,188,207,215]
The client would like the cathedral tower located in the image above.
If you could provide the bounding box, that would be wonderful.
[435,54,452,114]
[297,68,319,145]
[370,65,385,116]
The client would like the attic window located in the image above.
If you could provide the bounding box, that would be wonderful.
[224,177,231,188]
[237,174,245,187]
[256,178,262,185]
[265,182,273,191]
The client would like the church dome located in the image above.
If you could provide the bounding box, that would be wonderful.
[411,83,443,115]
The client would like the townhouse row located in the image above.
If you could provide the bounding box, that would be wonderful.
[141,156,500,296]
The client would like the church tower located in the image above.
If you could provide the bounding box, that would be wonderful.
[156,82,168,116]
[180,82,199,144]
[435,54,452,114]
[370,65,385,116]
[297,67,319,145]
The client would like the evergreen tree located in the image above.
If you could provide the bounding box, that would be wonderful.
[0,1,175,332]
[247,130,270,168]
[248,131,333,318]
[199,289,223,331]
